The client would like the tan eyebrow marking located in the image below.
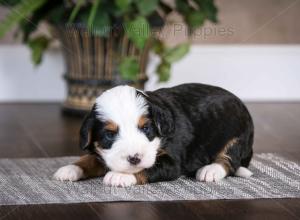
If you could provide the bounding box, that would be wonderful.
[104,120,118,132]
[138,115,149,128]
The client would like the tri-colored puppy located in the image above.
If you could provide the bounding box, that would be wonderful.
[54,83,254,187]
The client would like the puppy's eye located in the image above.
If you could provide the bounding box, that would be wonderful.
[141,125,150,134]
[104,130,116,141]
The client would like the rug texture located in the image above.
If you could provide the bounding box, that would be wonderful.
[0,153,299,205]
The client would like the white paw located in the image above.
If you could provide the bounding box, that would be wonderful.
[235,166,253,178]
[103,171,137,187]
[196,163,227,182]
[53,165,84,182]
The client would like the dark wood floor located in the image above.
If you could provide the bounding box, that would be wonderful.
[0,103,299,220]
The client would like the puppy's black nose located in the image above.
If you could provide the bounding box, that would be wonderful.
[127,154,141,165]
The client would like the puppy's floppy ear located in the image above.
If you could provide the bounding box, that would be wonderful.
[146,94,175,137]
[79,106,97,150]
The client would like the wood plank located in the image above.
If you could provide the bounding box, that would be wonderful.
[276,199,300,219]
[0,104,46,158]
[0,204,100,220]
[89,202,203,220]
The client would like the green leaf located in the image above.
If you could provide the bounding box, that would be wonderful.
[19,2,62,42]
[91,10,111,36]
[195,0,218,23]
[87,0,101,28]
[28,35,49,65]
[0,0,46,38]
[77,3,110,37]
[47,4,65,24]
[68,0,84,23]
[157,61,171,82]
[135,0,158,16]
[175,0,190,13]
[185,11,205,29]
[119,57,139,81]
[152,39,165,55]
[0,0,20,6]
[78,9,89,24]
[115,0,132,12]
[163,43,190,63]
[125,16,150,49]
[19,18,38,42]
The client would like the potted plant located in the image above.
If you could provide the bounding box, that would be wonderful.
[0,0,218,115]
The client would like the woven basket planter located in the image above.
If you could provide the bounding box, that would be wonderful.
[56,25,150,115]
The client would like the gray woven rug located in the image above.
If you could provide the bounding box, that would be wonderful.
[0,153,299,205]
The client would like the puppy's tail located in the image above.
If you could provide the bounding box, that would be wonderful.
[235,167,253,178]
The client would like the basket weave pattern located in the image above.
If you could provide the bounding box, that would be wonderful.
[56,25,150,113]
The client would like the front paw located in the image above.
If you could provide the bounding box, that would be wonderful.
[196,163,226,182]
[53,165,84,181]
[103,171,137,187]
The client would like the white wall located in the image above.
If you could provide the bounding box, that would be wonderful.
[0,46,65,102]
[0,45,300,102]
[147,45,300,101]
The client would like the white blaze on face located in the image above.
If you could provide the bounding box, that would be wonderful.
[95,85,160,174]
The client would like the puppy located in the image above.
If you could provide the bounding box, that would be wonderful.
[54,83,254,187]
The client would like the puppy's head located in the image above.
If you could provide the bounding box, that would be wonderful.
[79,85,170,174]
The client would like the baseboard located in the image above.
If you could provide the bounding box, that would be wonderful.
[0,45,300,102]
